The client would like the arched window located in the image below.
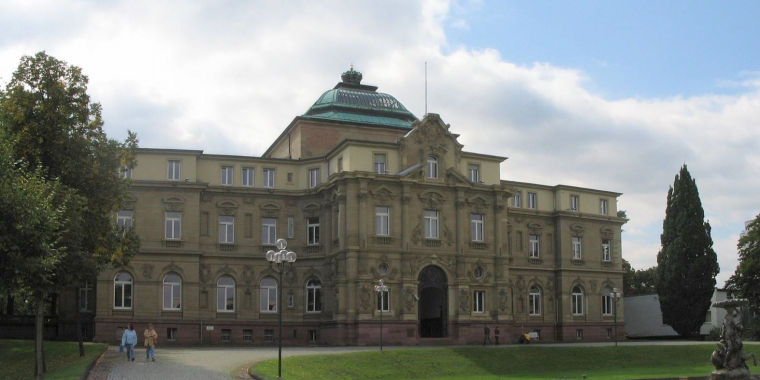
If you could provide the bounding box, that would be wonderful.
[260,277,277,312]
[114,272,133,309]
[528,286,542,316]
[572,286,584,315]
[426,156,438,179]
[163,273,182,310]
[306,279,322,313]
[216,276,235,312]
[601,288,613,316]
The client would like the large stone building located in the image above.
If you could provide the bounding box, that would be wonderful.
[93,68,626,345]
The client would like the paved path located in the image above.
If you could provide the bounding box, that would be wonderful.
[87,340,759,380]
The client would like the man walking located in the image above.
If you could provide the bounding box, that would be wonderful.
[144,323,158,361]
[483,326,492,345]
[121,323,137,362]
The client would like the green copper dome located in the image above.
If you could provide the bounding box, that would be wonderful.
[302,68,418,129]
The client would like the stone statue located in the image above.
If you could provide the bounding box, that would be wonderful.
[711,299,757,380]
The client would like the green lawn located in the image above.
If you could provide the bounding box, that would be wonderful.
[251,344,760,380]
[0,339,107,380]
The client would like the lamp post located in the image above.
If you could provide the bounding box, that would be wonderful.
[612,287,622,347]
[374,279,388,352]
[266,238,297,380]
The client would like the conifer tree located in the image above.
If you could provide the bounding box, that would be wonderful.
[656,164,719,337]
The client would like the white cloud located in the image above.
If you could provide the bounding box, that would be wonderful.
[1,0,758,282]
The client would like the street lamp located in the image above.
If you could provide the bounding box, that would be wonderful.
[266,238,297,380]
[612,287,622,347]
[374,279,389,352]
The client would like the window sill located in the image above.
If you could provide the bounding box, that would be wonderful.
[528,257,543,265]
[163,240,184,248]
[374,236,393,245]
[571,259,585,265]
[424,239,442,247]
[218,243,236,252]
[469,241,487,249]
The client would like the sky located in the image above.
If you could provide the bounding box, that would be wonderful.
[1,0,759,286]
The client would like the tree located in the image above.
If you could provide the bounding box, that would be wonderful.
[726,213,760,337]
[622,259,658,296]
[656,164,719,337]
[0,51,139,377]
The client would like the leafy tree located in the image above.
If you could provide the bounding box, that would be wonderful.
[656,164,719,337]
[727,213,760,337]
[622,259,658,296]
[0,51,139,377]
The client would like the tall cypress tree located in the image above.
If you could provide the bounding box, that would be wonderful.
[656,165,719,337]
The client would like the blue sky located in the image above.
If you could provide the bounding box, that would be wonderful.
[445,1,760,98]
[1,0,758,286]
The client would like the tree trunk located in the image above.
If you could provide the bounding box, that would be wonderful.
[34,295,45,379]
[77,308,84,356]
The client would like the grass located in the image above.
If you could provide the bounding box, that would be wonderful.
[0,339,107,380]
[251,344,760,380]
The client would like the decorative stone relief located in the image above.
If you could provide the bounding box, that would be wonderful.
[216,200,239,216]
[418,191,446,209]
[162,196,185,212]
[459,289,469,313]
[200,264,211,283]
[570,224,585,236]
[360,286,370,312]
[498,289,507,312]
[404,288,416,313]
[141,264,154,279]
[242,265,254,284]
[369,186,396,203]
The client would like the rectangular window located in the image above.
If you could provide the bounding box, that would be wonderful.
[376,289,390,312]
[243,329,253,342]
[260,283,277,312]
[602,239,611,261]
[242,167,254,187]
[79,282,92,312]
[120,166,132,179]
[375,207,390,236]
[602,294,613,316]
[470,214,484,242]
[513,192,522,208]
[165,212,182,240]
[307,217,320,245]
[167,160,180,181]
[337,157,343,172]
[570,195,579,212]
[221,329,231,342]
[287,216,294,238]
[600,199,608,215]
[264,329,274,342]
[576,329,583,340]
[167,328,177,341]
[308,168,320,188]
[219,216,234,244]
[287,172,294,183]
[473,290,484,313]
[606,328,612,339]
[288,294,294,308]
[424,210,439,239]
[374,153,386,174]
[426,157,438,179]
[263,168,275,188]
[221,166,233,185]
[261,218,276,245]
[468,164,480,183]
[308,329,317,343]
[117,210,133,230]
[163,278,181,311]
[572,237,582,259]
[527,192,537,209]
[529,234,540,258]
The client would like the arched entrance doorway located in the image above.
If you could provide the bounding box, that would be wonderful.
[418,265,447,337]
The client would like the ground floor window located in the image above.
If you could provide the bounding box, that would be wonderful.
[167,327,177,341]
[308,329,318,343]
[264,329,274,342]
[576,329,584,340]
[243,329,253,342]
[221,329,231,342]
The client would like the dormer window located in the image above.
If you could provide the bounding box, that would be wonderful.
[374,153,386,174]
[468,164,480,183]
[426,156,438,179]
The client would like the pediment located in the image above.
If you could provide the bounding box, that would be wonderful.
[418,191,446,208]
[162,195,185,211]
[369,186,396,202]
[216,200,239,216]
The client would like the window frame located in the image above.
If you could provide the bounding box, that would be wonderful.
[219,215,234,244]
[602,239,611,261]
[473,290,485,313]
[120,166,133,179]
[260,277,278,313]
[572,286,584,316]
[570,194,579,212]
[113,272,133,310]
[263,168,275,189]
[529,234,540,258]
[79,281,92,312]
[167,160,181,181]
[306,217,320,245]
[242,167,254,187]
[221,166,234,186]
[306,279,322,313]
[163,273,182,311]
[165,212,182,240]
[375,206,390,236]
[287,216,295,238]
[600,198,609,215]
[527,192,537,209]
[376,288,390,312]
[216,276,236,312]
[308,168,320,188]
[261,218,276,245]
[374,153,387,174]
[513,191,522,208]
[528,286,542,316]
[468,163,480,183]
[470,213,484,242]
[424,210,439,239]
[426,156,438,179]
[601,289,613,316]
[572,236,583,260]
[117,210,133,230]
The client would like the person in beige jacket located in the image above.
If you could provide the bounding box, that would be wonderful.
[143,323,158,361]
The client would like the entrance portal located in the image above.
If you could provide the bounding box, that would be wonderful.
[418,265,447,338]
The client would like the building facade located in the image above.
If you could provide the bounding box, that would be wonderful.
[93,68,626,345]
